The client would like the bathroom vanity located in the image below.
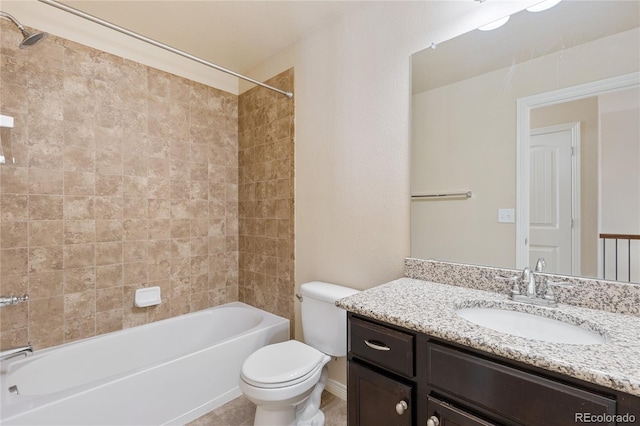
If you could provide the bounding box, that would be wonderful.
[338,271,640,426]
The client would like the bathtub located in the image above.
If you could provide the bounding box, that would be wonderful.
[0,302,289,425]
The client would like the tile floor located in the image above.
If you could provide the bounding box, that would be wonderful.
[188,391,347,426]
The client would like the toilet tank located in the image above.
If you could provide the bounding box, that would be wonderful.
[300,281,359,357]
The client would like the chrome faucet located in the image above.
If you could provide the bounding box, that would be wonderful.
[496,258,569,307]
[534,257,546,273]
[0,342,32,361]
[522,267,536,298]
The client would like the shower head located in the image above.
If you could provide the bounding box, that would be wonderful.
[18,30,46,48]
[0,11,46,49]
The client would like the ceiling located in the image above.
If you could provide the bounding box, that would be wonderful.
[412,0,640,94]
[61,1,366,73]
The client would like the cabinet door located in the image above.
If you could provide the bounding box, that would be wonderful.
[427,343,616,425]
[348,361,413,426]
[426,396,496,426]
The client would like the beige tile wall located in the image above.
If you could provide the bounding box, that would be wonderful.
[0,23,240,350]
[238,70,295,333]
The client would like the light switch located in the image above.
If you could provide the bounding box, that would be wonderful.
[498,208,515,223]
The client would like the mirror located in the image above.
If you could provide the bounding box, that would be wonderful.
[411,1,640,283]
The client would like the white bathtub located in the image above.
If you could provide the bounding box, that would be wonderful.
[0,302,289,425]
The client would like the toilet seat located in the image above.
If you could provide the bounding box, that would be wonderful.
[241,340,326,389]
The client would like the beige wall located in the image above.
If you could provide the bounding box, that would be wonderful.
[411,28,640,271]
[0,24,240,350]
[411,69,518,269]
[599,89,640,235]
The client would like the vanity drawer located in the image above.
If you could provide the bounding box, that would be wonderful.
[427,343,616,426]
[350,317,414,378]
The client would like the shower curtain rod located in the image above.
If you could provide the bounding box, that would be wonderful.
[38,0,294,99]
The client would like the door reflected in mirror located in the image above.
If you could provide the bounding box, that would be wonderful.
[520,81,639,283]
[410,1,640,283]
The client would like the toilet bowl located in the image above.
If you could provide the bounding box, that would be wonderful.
[240,340,331,425]
[239,282,359,426]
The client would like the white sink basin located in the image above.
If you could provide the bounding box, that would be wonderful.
[456,307,605,345]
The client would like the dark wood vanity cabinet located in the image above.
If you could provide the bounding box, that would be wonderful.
[348,316,416,426]
[347,313,640,426]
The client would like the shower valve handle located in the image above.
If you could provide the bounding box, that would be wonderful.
[0,294,29,307]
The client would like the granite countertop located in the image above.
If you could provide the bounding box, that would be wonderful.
[336,278,640,396]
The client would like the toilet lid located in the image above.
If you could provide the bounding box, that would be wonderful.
[241,340,326,388]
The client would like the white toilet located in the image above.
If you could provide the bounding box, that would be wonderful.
[239,281,358,426]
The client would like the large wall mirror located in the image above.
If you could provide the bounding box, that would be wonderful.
[411,0,640,283]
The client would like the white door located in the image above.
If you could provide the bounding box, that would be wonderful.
[529,124,579,275]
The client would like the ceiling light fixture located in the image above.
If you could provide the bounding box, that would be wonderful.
[526,0,562,12]
[478,15,510,31]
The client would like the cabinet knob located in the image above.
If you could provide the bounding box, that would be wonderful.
[426,415,440,426]
[395,400,408,415]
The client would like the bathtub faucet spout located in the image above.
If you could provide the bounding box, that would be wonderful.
[0,342,32,361]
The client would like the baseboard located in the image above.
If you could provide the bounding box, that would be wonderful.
[325,378,347,401]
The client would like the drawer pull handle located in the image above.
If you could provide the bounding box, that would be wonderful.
[426,415,440,426]
[364,339,390,351]
[395,400,408,415]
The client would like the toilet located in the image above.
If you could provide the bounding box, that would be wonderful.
[239,281,359,426]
